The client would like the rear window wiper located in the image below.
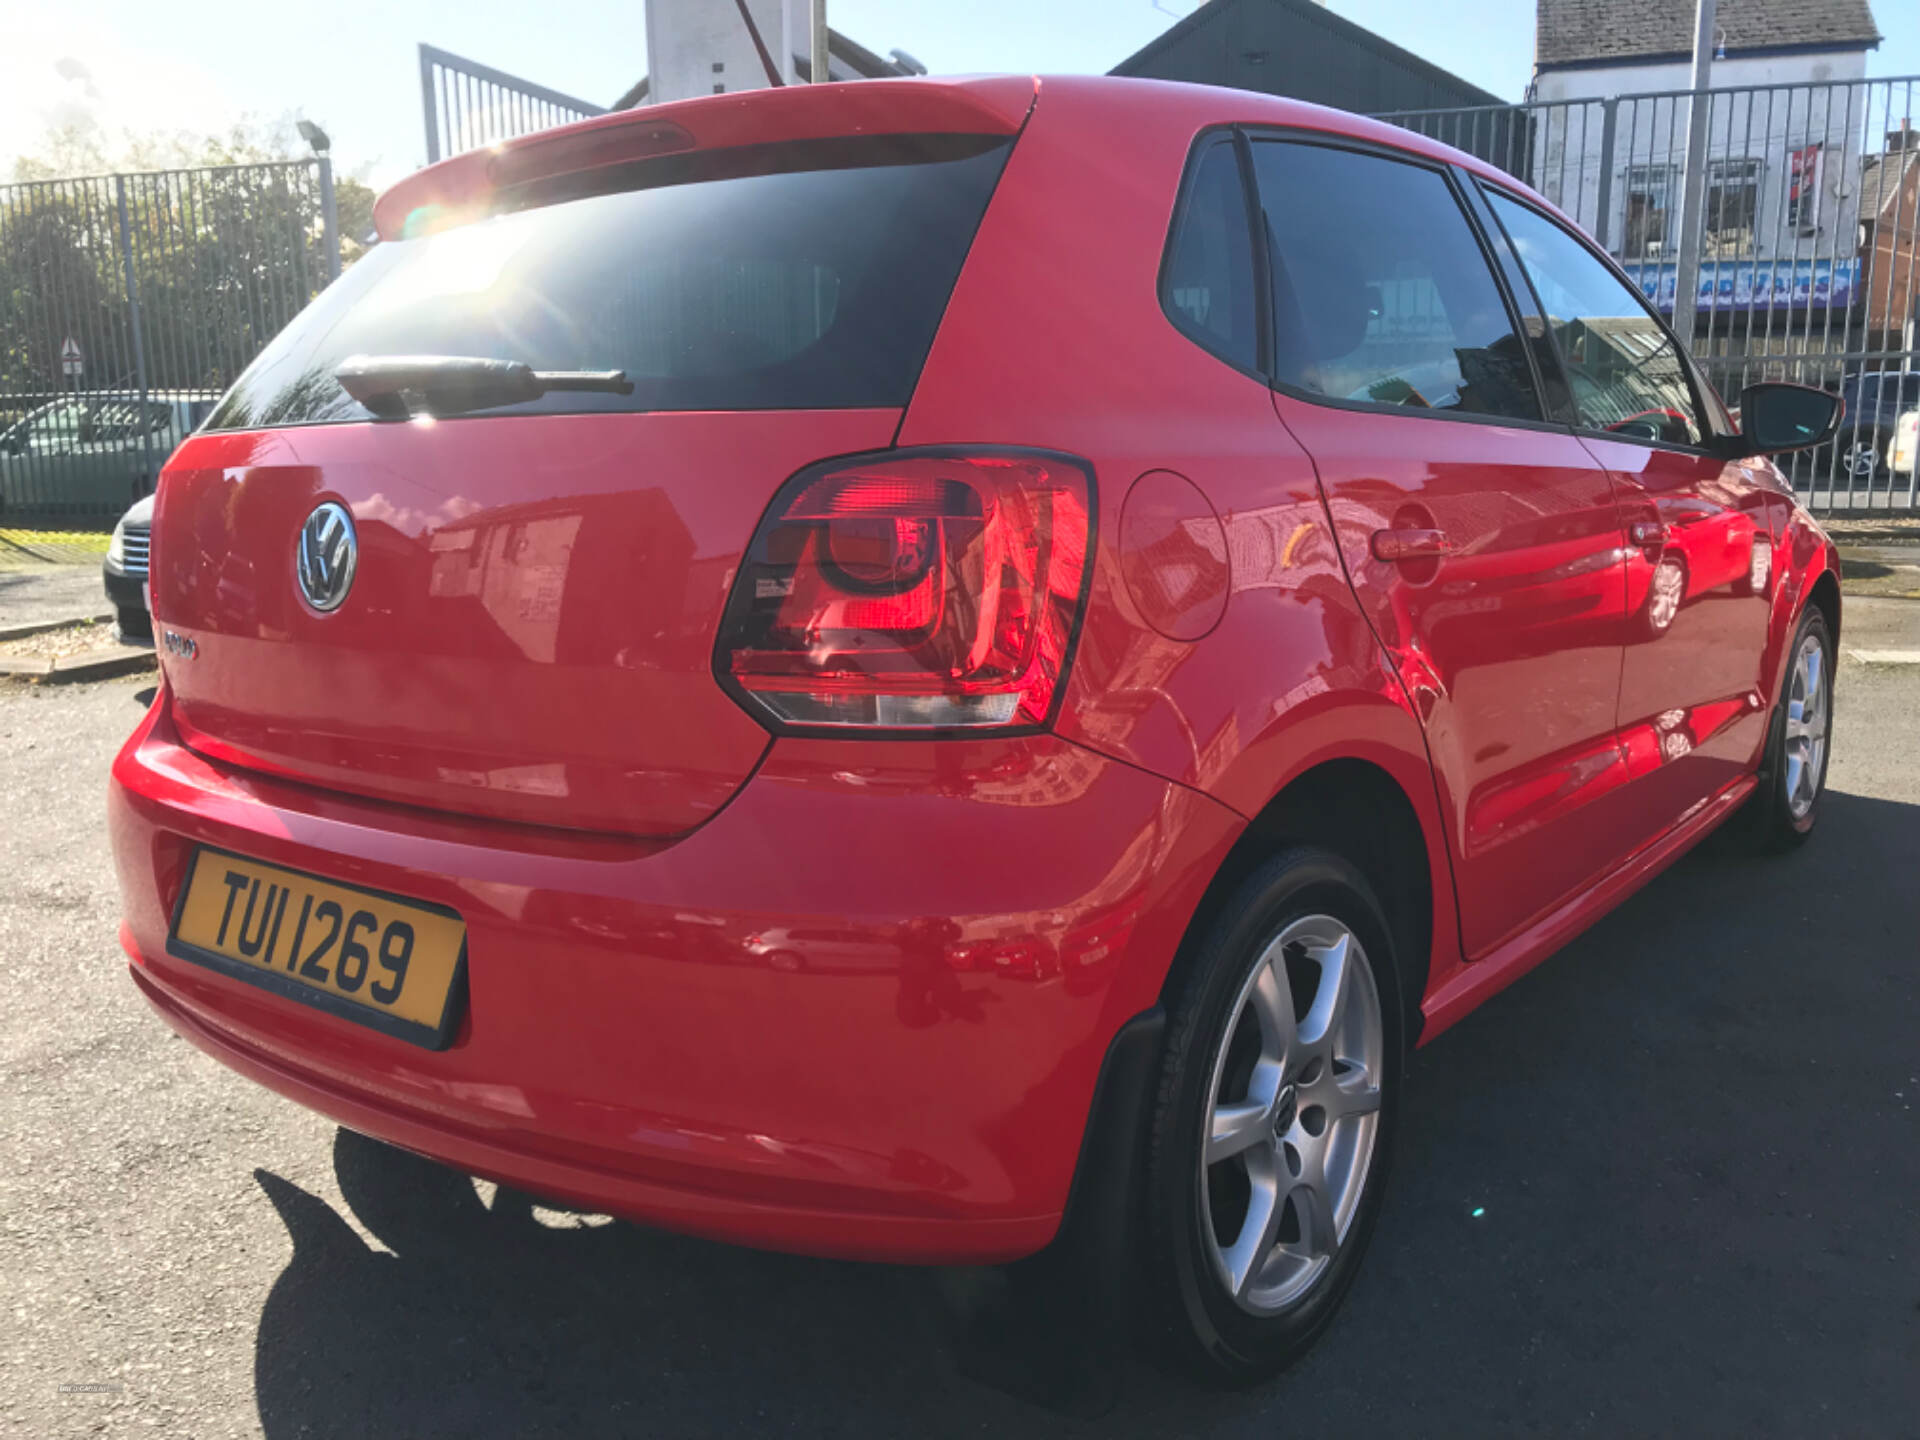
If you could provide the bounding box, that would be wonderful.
[334,354,635,420]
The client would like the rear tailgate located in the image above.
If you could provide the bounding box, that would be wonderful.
[154,412,895,835]
[152,81,1029,835]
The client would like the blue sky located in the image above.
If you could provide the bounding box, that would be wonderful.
[2,0,1916,188]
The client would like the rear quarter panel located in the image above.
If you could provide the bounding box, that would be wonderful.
[900,78,1466,1007]
[1764,497,1842,698]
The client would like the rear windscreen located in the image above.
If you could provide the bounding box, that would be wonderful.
[206,135,1012,430]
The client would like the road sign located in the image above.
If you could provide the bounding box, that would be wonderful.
[60,336,82,378]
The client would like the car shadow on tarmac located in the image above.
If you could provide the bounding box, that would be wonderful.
[251,1132,1153,1438]
[249,789,1920,1439]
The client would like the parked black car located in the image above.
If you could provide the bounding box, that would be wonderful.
[104,493,154,639]
[1829,371,1920,482]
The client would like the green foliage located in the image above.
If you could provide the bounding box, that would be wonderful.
[2,116,371,396]
[10,113,312,181]
[337,178,378,261]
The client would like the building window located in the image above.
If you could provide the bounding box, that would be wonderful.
[1786,143,1822,230]
[1624,165,1675,259]
[1623,159,1766,259]
[1704,158,1761,256]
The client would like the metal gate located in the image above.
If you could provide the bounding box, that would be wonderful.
[0,160,340,520]
[1375,76,1920,512]
[418,44,607,165]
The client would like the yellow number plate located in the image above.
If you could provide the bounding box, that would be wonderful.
[168,847,468,1049]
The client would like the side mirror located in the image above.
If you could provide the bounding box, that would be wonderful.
[1736,382,1843,456]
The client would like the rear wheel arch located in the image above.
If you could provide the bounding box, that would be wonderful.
[1161,758,1436,1043]
[1807,567,1841,647]
[1768,551,1842,704]
[1762,523,1841,707]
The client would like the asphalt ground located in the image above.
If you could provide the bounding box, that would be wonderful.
[0,566,109,629]
[2,601,1917,1438]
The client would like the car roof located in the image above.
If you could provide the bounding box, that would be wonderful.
[1029,76,1545,190]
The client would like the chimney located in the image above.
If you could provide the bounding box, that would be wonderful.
[1889,119,1918,152]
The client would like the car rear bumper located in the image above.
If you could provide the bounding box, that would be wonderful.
[111,690,1240,1262]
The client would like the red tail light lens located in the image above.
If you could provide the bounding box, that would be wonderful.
[716,449,1094,731]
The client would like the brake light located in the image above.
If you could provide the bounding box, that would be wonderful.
[715,449,1094,731]
[486,120,695,190]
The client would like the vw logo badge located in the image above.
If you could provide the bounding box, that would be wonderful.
[296,502,358,613]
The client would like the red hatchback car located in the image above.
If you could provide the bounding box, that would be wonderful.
[111,76,1843,1380]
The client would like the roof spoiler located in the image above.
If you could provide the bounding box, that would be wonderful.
[374,76,1039,241]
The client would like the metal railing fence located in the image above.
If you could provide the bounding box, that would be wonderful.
[1375,75,1920,512]
[418,44,608,165]
[0,159,339,520]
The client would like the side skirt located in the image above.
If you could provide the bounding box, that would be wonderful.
[1418,774,1757,1042]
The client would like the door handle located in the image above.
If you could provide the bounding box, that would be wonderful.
[1370,527,1451,563]
[1629,520,1668,548]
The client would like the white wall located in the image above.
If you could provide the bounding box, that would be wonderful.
[1534,50,1868,105]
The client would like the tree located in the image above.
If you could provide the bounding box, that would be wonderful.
[1,117,376,396]
[11,113,346,180]
[11,110,377,254]
[336,177,377,259]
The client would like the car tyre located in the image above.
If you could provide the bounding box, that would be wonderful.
[1736,605,1833,851]
[115,606,152,641]
[1143,847,1403,1385]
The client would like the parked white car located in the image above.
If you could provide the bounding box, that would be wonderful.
[1891,408,1918,483]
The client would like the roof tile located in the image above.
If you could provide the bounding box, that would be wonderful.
[1536,0,1880,68]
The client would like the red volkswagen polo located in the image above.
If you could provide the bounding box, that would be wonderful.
[110,75,1843,1381]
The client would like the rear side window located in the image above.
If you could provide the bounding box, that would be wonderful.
[1162,141,1260,373]
[1485,191,1704,447]
[1249,141,1542,423]
[206,136,1011,430]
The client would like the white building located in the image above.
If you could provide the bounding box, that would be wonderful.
[1530,0,1883,320]
[616,0,922,109]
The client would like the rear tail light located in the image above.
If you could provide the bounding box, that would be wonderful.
[715,449,1094,732]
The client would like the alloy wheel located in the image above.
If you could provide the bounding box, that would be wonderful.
[1783,628,1829,820]
[1202,915,1383,1316]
